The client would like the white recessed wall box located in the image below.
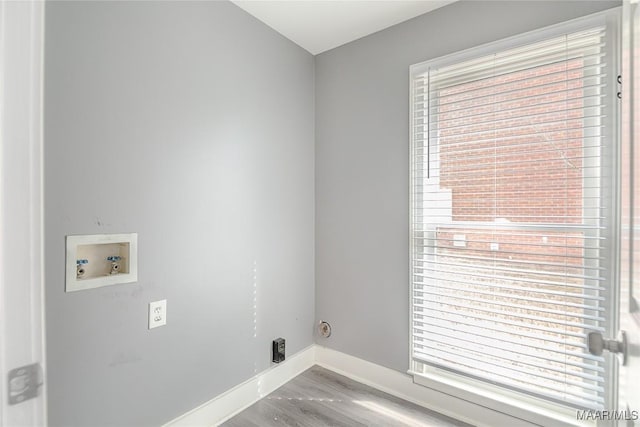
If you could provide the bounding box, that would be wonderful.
[65,233,138,292]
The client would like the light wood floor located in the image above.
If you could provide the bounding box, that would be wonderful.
[221,366,473,427]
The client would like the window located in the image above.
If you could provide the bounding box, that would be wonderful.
[410,13,618,416]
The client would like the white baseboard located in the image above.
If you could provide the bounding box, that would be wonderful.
[164,344,539,427]
[164,345,316,427]
[314,345,536,427]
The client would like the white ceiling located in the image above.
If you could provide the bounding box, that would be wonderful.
[231,1,456,55]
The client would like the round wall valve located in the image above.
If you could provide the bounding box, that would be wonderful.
[76,259,88,279]
[107,256,121,275]
[318,321,332,338]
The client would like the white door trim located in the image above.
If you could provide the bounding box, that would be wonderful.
[618,0,640,420]
[0,0,47,425]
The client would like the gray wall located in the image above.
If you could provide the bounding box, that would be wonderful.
[44,2,314,426]
[315,0,620,373]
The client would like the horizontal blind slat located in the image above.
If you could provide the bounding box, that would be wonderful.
[413,133,603,154]
[414,281,604,310]
[413,269,605,291]
[411,313,593,352]
[414,62,606,95]
[413,302,603,338]
[412,351,604,408]
[412,347,604,400]
[413,251,605,275]
[412,329,603,382]
[416,257,604,281]
[421,76,606,112]
[413,274,605,301]
[413,300,602,329]
[415,125,606,149]
[428,49,606,90]
[416,141,605,160]
[414,287,604,321]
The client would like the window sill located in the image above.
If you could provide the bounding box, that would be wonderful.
[409,368,595,427]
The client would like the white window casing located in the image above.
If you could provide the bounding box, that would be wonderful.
[409,9,620,426]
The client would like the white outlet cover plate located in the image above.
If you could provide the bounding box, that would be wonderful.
[149,300,167,329]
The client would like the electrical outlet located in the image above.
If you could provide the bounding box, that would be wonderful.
[272,338,285,363]
[149,300,167,329]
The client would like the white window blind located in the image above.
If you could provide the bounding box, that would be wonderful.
[410,22,616,411]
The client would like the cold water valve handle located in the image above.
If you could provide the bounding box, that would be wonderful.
[107,256,121,275]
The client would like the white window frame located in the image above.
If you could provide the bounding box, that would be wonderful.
[408,9,621,427]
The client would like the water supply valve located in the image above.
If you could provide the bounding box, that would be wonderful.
[107,256,121,275]
[76,259,88,279]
